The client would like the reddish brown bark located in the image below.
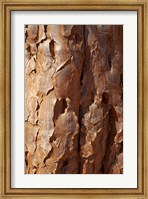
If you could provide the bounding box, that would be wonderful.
[25,25,123,174]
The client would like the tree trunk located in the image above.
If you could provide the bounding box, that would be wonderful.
[25,25,123,174]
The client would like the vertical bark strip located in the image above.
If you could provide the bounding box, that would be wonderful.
[25,25,123,174]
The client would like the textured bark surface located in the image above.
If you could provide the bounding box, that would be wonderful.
[25,25,123,174]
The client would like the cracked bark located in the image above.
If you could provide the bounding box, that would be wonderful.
[25,25,123,174]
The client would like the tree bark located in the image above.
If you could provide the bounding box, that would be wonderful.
[25,25,123,174]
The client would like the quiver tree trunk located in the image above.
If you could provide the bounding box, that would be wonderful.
[25,25,123,174]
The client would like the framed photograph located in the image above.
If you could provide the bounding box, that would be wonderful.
[0,0,148,198]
